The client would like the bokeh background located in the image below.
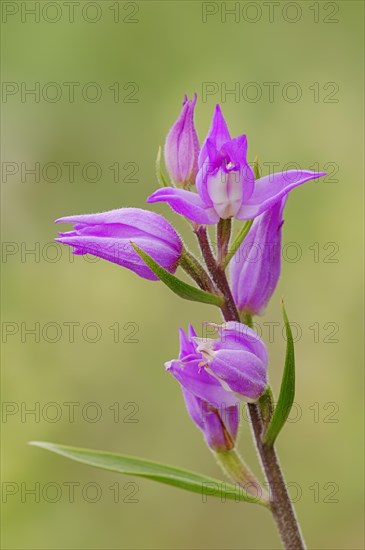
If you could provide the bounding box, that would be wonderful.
[1,1,364,548]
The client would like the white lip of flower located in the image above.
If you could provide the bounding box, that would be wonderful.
[207,168,243,219]
[193,338,216,363]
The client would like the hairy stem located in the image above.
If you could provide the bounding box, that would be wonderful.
[186,221,305,548]
[217,218,231,265]
[194,225,239,322]
[214,265,305,549]
[247,402,305,549]
[180,248,216,293]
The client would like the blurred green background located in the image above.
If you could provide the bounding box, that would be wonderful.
[1,1,364,548]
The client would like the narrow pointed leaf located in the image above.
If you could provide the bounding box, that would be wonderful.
[264,301,295,446]
[131,243,224,307]
[253,155,261,180]
[30,442,267,506]
[156,146,170,188]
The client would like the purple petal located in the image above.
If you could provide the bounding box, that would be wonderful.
[56,208,182,253]
[230,199,286,314]
[181,388,205,431]
[212,322,268,365]
[166,358,239,407]
[224,404,239,444]
[178,327,197,360]
[220,134,248,167]
[187,324,197,340]
[222,136,254,203]
[210,349,267,401]
[56,234,180,280]
[147,187,219,224]
[198,105,231,168]
[195,162,214,208]
[237,170,326,220]
[197,133,254,218]
[181,389,238,450]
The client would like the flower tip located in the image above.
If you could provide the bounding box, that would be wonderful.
[310,171,327,180]
[183,93,197,106]
[146,192,157,204]
[55,215,77,224]
[164,360,173,371]
[214,103,222,115]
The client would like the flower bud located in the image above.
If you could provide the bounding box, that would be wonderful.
[55,208,182,280]
[230,199,286,315]
[164,94,200,186]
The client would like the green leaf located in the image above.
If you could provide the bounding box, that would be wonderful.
[131,243,224,307]
[29,442,267,506]
[222,220,253,269]
[155,146,170,188]
[253,155,261,180]
[263,301,295,446]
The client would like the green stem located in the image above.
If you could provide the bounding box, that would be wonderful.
[215,278,306,549]
[259,386,275,429]
[222,219,253,269]
[180,248,216,293]
[241,311,254,328]
[248,402,305,549]
[194,225,238,322]
[217,218,231,265]
[183,226,305,548]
